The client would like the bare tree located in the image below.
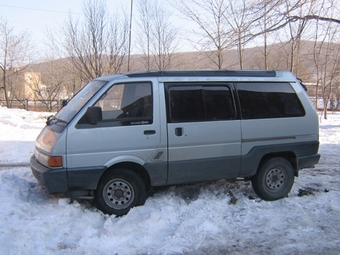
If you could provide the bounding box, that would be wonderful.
[261,0,270,70]
[221,0,256,69]
[136,0,152,70]
[44,27,85,97]
[251,0,279,70]
[151,2,178,70]
[173,0,234,69]
[312,4,340,119]
[62,0,129,82]
[0,17,32,108]
[28,56,78,112]
[285,1,310,74]
[136,0,178,70]
[248,0,310,70]
[173,0,306,69]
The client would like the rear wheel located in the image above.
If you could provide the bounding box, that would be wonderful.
[95,168,146,216]
[252,157,295,201]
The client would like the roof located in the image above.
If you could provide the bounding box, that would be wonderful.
[95,70,297,83]
[125,70,277,78]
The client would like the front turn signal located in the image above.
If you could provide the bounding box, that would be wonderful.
[48,156,63,167]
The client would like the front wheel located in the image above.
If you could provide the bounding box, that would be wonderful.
[94,168,146,216]
[252,157,295,201]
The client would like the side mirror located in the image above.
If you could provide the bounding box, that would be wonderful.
[86,106,102,124]
[62,100,68,108]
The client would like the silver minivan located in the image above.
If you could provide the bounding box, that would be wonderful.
[31,70,320,215]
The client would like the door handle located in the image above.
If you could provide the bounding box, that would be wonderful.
[175,127,183,136]
[144,130,156,135]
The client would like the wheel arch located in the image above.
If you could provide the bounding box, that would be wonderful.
[258,151,298,177]
[100,161,152,191]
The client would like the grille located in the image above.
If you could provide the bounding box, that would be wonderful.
[31,167,47,190]
[32,168,42,183]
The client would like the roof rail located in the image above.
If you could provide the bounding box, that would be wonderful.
[126,70,276,78]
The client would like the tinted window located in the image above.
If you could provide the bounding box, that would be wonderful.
[168,85,235,122]
[237,82,305,119]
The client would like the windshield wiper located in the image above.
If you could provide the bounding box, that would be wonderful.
[46,115,68,125]
[46,115,55,125]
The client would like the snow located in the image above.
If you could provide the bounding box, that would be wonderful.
[0,106,340,255]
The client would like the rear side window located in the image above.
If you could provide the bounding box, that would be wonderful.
[167,85,235,122]
[237,82,305,119]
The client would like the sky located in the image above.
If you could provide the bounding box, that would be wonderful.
[0,0,200,59]
[0,0,141,55]
[0,107,340,254]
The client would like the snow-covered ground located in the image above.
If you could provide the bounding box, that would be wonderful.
[0,106,339,255]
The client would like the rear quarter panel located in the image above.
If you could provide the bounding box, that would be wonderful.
[240,81,319,176]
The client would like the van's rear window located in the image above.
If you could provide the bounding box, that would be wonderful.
[237,82,305,119]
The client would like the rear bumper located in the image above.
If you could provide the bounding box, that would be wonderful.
[30,155,68,193]
[298,154,321,169]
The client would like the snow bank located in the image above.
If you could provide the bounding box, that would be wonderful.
[0,107,339,254]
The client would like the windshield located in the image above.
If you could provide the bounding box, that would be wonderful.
[55,80,107,123]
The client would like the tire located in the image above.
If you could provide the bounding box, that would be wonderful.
[252,157,295,201]
[94,168,146,216]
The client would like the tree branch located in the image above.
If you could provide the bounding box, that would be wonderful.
[290,15,340,24]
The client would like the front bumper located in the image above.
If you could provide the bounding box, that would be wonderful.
[30,155,68,193]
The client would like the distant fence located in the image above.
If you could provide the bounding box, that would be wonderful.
[0,99,62,112]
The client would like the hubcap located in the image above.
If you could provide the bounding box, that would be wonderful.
[103,178,135,209]
[265,168,286,190]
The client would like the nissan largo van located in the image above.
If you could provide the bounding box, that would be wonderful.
[31,70,320,216]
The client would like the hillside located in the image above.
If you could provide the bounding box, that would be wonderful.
[30,40,322,79]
